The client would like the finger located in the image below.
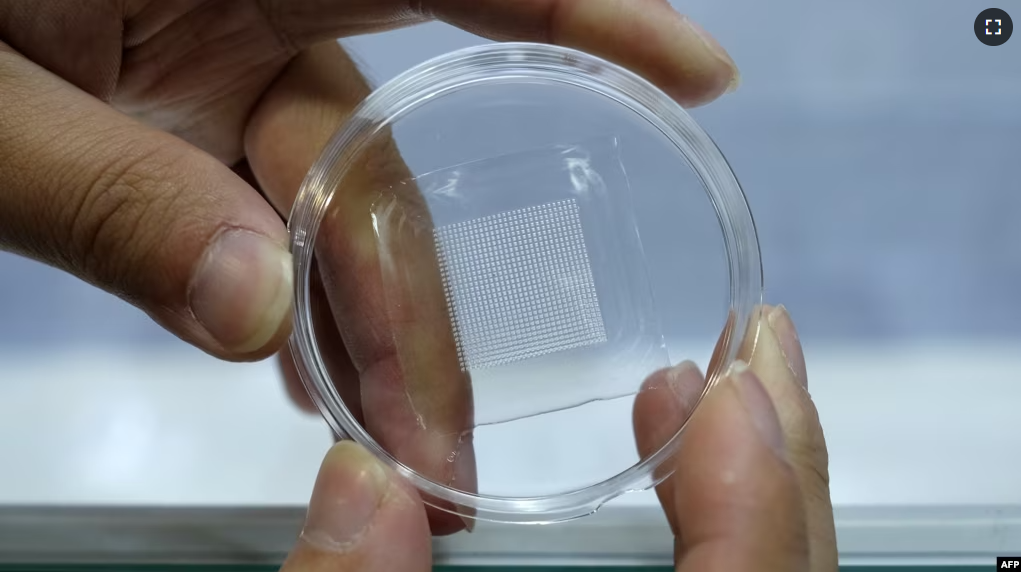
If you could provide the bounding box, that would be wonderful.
[280,346,318,414]
[245,42,475,534]
[669,363,809,571]
[269,0,739,107]
[740,305,837,572]
[633,314,735,538]
[0,0,121,99]
[281,441,432,572]
[305,260,366,425]
[632,361,708,537]
[232,157,322,415]
[234,158,354,419]
[0,44,291,361]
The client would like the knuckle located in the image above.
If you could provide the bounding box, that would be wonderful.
[793,443,831,493]
[254,0,301,56]
[776,393,832,492]
[788,440,832,501]
[64,143,188,291]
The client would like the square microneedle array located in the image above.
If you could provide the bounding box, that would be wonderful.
[433,199,607,372]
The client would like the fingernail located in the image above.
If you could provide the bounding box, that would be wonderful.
[459,512,476,533]
[188,229,293,354]
[667,360,706,411]
[667,360,702,393]
[725,70,742,94]
[727,361,786,458]
[766,305,808,388]
[451,433,477,533]
[302,442,389,551]
[679,15,740,93]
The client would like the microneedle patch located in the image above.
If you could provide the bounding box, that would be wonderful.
[434,199,607,371]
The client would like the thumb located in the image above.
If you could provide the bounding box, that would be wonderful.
[670,362,810,572]
[282,442,432,572]
[0,45,291,360]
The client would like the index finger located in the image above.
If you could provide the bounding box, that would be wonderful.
[270,0,739,107]
[247,41,476,531]
[436,0,740,106]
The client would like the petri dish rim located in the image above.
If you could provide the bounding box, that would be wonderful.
[287,42,764,524]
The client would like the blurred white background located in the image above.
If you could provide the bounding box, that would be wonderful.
[0,0,1019,564]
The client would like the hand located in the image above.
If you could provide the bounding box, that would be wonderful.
[634,304,837,570]
[0,1,737,359]
[279,305,836,572]
[280,441,433,572]
[0,0,738,534]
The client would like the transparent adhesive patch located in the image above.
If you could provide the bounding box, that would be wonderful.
[371,138,670,426]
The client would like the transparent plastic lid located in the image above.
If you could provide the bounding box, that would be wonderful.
[288,43,762,525]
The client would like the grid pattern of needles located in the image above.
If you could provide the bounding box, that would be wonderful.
[434,199,607,372]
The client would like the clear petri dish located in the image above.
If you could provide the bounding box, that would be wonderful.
[287,42,762,525]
